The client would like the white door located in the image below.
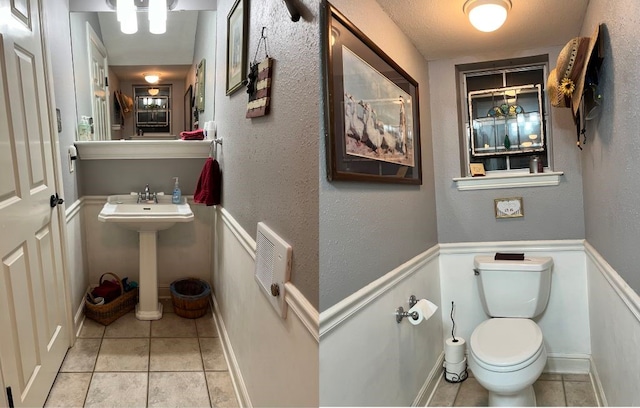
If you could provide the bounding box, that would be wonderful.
[87,23,110,141]
[0,0,70,406]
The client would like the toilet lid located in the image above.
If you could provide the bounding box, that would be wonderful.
[470,318,543,367]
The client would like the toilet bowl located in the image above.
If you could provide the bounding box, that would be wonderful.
[468,318,547,407]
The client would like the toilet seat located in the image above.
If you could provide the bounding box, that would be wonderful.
[470,318,544,373]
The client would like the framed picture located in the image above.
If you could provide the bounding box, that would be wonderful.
[469,163,486,177]
[196,59,206,112]
[226,0,248,95]
[494,197,524,219]
[184,85,193,131]
[321,3,422,184]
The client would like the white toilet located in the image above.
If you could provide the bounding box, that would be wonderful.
[468,255,553,407]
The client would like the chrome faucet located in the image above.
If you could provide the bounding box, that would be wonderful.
[137,184,157,203]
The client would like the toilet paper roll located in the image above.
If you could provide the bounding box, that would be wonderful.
[445,357,467,382]
[408,299,438,325]
[445,337,466,364]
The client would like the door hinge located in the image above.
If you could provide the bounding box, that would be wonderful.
[105,76,109,87]
[6,387,14,408]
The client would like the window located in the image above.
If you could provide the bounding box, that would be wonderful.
[134,85,171,134]
[457,56,551,176]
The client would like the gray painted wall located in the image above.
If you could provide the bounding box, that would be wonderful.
[319,0,439,312]
[429,46,585,243]
[213,0,319,307]
[580,1,640,294]
[189,11,217,125]
[45,0,80,204]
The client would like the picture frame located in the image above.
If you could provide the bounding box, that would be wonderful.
[494,197,524,219]
[469,163,486,177]
[196,59,206,112]
[226,0,248,95]
[184,85,193,131]
[321,2,422,184]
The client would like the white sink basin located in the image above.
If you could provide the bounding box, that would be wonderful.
[98,194,194,231]
[98,194,195,321]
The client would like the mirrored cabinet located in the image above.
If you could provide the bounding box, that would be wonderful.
[468,84,544,157]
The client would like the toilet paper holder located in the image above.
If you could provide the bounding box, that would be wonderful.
[395,295,419,323]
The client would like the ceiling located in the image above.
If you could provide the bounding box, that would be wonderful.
[374,0,590,61]
[108,65,192,83]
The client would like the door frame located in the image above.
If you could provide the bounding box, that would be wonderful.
[39,0,76,347]
[86,21,111,141]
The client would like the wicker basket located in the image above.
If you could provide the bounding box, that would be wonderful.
[170,278,211,319]
[85,272,138,325]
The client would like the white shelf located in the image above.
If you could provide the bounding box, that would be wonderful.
[75,140,211,160]
[453,171,564,191]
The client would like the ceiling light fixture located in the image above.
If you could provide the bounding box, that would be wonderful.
[144,74,160,84]
[149,0,167,35]
[148,88,160,96]
[116,0,138,34]
[463,0,511,33]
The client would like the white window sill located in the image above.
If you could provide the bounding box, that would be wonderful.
[75,140,212,160]
[453,171,564,191]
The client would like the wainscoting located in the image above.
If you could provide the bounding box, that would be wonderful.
[212,207,319,408]
[65,198,89,335]
[320,239,640,406]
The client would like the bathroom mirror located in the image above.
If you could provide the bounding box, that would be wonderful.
[69,1,216,143]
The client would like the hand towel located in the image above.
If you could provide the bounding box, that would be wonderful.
[194,157,221,206]
[180,129,205,140]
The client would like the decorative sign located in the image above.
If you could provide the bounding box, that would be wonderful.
[494,197,524,219]
[246,57,273,118]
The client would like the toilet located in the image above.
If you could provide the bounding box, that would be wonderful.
[468,255,553,407]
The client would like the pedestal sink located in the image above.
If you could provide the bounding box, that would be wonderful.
[98,194,194,320]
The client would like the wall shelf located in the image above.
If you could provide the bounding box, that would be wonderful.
[75,140,211,160]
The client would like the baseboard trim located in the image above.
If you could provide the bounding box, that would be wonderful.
[218,206,318,340]
[211,294,252,408]
[544,354,591,374]
[416,352,445,407]
[320,244,439,337]
[589,356,607,407]
[585,241,640,323]
[73,287,89,338]
[439,239,585,254]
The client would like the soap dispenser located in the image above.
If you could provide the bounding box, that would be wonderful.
[172,177,182,204]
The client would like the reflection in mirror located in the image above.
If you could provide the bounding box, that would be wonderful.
[69,5,216,141]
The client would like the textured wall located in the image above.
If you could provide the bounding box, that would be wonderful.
[189,11,217,125]
[43,0,80,203]
[69,12,102,122]
[429,46,585,244]
[213,0,319,308]
[318,0,438,311]
[580,1,640,294]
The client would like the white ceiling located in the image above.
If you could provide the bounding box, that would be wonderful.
[374,0,590,61]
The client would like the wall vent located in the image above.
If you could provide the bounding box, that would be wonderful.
[254,222,292,319]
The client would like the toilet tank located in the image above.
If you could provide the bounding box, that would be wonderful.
[473,256,553,318]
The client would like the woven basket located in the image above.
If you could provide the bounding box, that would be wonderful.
[85,272,138,325]
[170,278,211,319]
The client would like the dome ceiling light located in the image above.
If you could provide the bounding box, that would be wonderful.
[463,0,512,33]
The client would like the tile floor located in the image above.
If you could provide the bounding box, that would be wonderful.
[429,372,599,407]
[45,299,239,408]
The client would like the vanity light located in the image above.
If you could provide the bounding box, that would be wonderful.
[463,0,511,33]
[149,0,167,35]
[117,0,138,34]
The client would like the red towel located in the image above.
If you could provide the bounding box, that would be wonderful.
[180,129,205,140]
[194,157,221,206]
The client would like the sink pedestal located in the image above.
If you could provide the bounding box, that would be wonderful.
[135,231,163,320]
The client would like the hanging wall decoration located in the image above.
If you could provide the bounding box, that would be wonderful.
[246,27,274,118]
